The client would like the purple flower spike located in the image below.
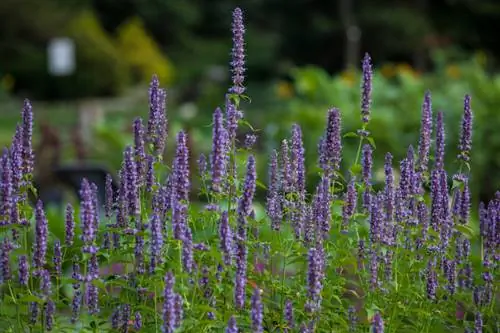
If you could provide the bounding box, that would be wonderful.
[251,287,263,333]
[460,180,471,224]
[10,125,23,193]
[417,91,433,171]
[123,146,140,217]
[474,311,482,333]
[458,95,473,162]
[53,240,62,277]
[33,200,48,272]
[285,299,295,332]
[435,111,446,170]
[244,133,257,149]
[105,174,113,219]
[229,7,246,95]
[211,107,229,192]
[163,272,176,333]
[173,131,191,203]
[319,108,342,176]
[80,179,98,253]
[147,75,168,158]
[267,149,282,231]
[226,316,238,333]
[362,144,373,211]
[239,155,257,216]
[219,211,233,266]
[182,227,194,273]
[342,177,357,232]
[134,311,142,330]
[65,203,75,246]
[361,53,373,124]
[149,213,163,273]
[291,124,306,194]
[133,117,146,184]
[21,99,34,177]
[306,246,325,312]
[225,96,243,144]
[372,312,384,333]
[0,149,13,225]
[18,255,29,286]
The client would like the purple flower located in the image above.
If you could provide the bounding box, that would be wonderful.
[150,213,163,273]
[211,107,229,192]
[21,99,34,177]
[163,272,176,333]
[244,133,257,149]
[234,215,248,309]
[71,290,82,323]
[369,248,378,290]
[18,255,29,286]
[251,287,263,333]
[182,227,194,273]
[135,231,146,275]
[458,95,472,162]
[121,304,131,333]
[40,268,51,296]
[370,194,383,244]
[225,97,242,144]
[173,131,191,203]
[147,75,168,158]
[267,149,282,231]
[133,117,146,184]
[219,211,234,266]
[384,153,395,220]
[63,204,75,247]
[361,53,373,124]
[53,240,62,277]
[0,239,13,282]
[33,200,48,271]
[229,7,246,95]
[45,300,55,331]
[319,108,342,176]
[306,246,325,312]
[362,144,373,211]
[285,299,295,332]
[172,199,187,241]
[460,180,471,224]
[417,91,433,171]
[80,179,98,253]
[291,123,306,194]
[474,311,482,333]
[174,293,183,328]
[239,155,257,216]
[10,125,23,193]
[435,111,446,170]
[0,150,13,225]
[29,302,38,325]
[146,154,155,193]
[85,283,99,314]
[134,311,142,330]
[123,146,140,217]
[198,153,207,177]
[342,177,357,232]
[426,258,438,300]
[226,316,238,333]
[281,139,291,192]
[372,312,384,333]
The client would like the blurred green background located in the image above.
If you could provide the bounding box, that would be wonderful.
[1,0,500,208]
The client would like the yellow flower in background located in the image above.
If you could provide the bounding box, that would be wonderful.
[380,64,396,78]
[396,63,417,78]
[340,69,355,87]
[276,81,294,99]
[446,64,461,79]
[1,74,15,91]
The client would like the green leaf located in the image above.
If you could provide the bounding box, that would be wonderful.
[343,131,359,138]
[18,295,44,304]
[455,224,475,239]
[350,164,362,176]
[366,136,376,149]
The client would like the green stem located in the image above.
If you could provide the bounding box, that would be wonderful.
[154,285,159,333]
[353,135,365,167]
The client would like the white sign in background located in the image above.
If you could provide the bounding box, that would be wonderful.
[47,38,76,76]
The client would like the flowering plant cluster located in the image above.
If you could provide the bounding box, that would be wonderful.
[0,7,498,333]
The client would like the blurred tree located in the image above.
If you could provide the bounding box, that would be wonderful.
[116,17,175,86]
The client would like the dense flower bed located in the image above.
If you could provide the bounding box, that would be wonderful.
[0,7,498,333]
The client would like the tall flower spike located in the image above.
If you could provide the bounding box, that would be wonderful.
[267,149,282,231]
[238,155,257,217]
[342,177,357,232]
[417,91,433,171]
[162,272,176,333]
[65,203,75,246]
[362,144,373,211]
[435,111,446,170]
[133,117,146,184]
[33,200,48,272]
[123,146,140,218]
[291,124,306,193]
[0,149,13,225]
[251,287,263,333]
[105,174,113,219]
[219,211,233,265]
[229,7,246,95]
[361,53,373,124]
[173,131,190,203]
[147,75,168,158]
[211,107,228,192]
[319,108,342,176]
[458,94,472,162]
[21,99,34,177]
[10,125,23,193]
[79,179,97,253]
